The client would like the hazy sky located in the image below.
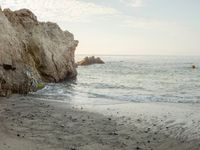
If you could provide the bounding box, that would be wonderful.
[1,0,200,55]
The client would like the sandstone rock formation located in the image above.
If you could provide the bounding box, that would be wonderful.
[0,7,78,96]
[77,56,105,66]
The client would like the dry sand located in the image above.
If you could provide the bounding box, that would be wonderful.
[0,95,200,150]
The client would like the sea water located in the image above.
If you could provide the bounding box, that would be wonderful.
[30,55,200,105]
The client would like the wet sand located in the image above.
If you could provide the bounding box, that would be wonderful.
[0,95,200,150]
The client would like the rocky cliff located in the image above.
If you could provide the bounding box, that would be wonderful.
[0,7,78,96]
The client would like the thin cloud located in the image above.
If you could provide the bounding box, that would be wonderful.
[0,0,120,22]
[122,17,180,31]
[120,0,144,7]
[121,17,191,39]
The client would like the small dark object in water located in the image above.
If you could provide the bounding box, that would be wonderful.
[58,137,62,140]
[192,65,196,69]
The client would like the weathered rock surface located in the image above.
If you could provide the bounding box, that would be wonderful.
[77,56,105,66]
[0,7,78,96]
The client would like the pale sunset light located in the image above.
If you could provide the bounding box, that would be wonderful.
[1,0,200,55]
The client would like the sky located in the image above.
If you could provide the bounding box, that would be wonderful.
[0,0,200,55]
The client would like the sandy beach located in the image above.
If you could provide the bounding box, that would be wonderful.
[1,95,200,150]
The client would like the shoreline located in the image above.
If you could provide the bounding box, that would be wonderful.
[0,95,200,150]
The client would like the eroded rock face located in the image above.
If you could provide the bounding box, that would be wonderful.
[77,56,105,66]
[0,8,78,96]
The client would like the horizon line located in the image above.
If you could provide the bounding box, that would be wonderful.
[76,54,200,56]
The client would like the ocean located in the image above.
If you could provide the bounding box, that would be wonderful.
[29,55,200,104]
